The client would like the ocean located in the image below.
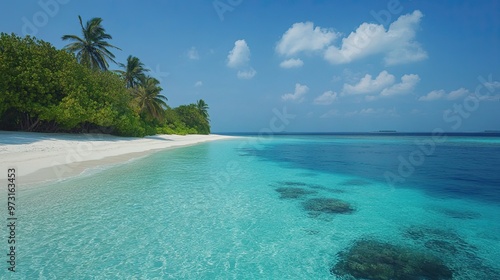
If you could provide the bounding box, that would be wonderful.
[3,134,500,279]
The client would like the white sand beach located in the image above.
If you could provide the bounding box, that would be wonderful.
[0,131,236,186]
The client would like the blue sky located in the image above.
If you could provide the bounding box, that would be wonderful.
[1,0,499,132]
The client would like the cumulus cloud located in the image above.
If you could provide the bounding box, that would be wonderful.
[274,11,426,67]
[418,90,445,101]
[447,88,469,100]
[276,22,337,56]
[418,88,469,101]
[282,83,309,103]
[342,71,419,100]
[346,108,398,117]
[314,91,338,105]
[380,74,420,97]
[237,68,256,79]
[359,108,379,114]
[324,10,427,65]
[343,71,395,95]
[194,81,203,87]
[227,39,251,68]
[320,109,339,118]
[280,58,304,69]
[227,39,257,79]
[187,47,199,60]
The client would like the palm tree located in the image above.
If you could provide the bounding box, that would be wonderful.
[134,76,168,121]
[117,55,149,88]
[62,16,121,71]
[196,99,210,121]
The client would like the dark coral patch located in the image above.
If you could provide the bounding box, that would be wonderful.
[302,198,354,214]
[402,226,500,278]
[425,239,460,254]
[331,239,453,280]
[275,187,316,199]
[296,172,318,177]
[340,179,372,186]
[403,226,476,253]
[437,208,481,220]
[279,181,308,186]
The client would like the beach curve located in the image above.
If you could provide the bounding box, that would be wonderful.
[0,131,237,186]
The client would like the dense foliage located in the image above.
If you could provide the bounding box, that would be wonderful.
[0,32,210,136]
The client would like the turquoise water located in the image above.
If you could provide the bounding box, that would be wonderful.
[1,135,500,279]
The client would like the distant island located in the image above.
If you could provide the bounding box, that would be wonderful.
[377,130,397,133]
[0,16,209,137]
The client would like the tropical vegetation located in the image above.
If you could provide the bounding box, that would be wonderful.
[0,16,210,136]
[62,16,120,71]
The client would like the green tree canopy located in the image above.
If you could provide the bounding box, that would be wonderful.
[117,55,149,88]
[173,104,210,134]
[62,16,121,71]
[196,99,210,121]
[1,31,211,137]
[0,33,144,136]
[133,76,168,122]
[0,33,73,130]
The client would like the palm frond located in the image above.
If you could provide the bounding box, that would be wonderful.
[62,15,120,71]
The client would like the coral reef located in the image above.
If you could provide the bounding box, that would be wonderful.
[404,226,500,279]
[302,198,354,214]
[331,239,453,280]
[339,179,372,186]
[279,181,308,186]
[275,187,316,199]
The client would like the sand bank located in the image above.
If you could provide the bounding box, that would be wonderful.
[0,131,236,186]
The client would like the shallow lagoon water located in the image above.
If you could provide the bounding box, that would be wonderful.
[2,135,500,279]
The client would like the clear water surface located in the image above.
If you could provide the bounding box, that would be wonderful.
[1,135,499,279]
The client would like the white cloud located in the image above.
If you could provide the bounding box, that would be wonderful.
[346,108,398,117]
[447,88,469,100]
[418,90,446,101]
[420,80,500,102]
[478,94,500,101]
[476,79,500,100]
[484,81,500,91]
[282,83,309,103]
[384,43,428,66]
[343,71,395,95]
[359,108,379,115]
[324,10,427,65]
[276,22,337,56]
[314,91,338,105]
[342,71,419,101]
[194,81,203,87]
[320,109,339,118]
[380,74,420,97]
[280,58,304,69]
[418,88,469,101]
[188,47,199,60]
[227,39,250,68]
[237,68,256,79]
[227,40,257,79]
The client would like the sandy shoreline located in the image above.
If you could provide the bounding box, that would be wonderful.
[0,131,237,186]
